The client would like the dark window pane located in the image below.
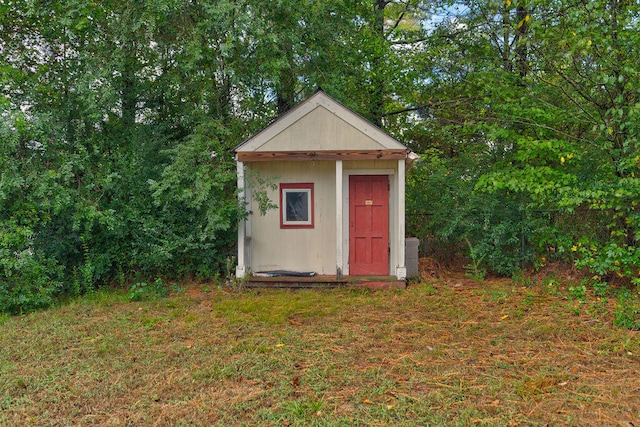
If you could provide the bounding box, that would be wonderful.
[286,192,308,222]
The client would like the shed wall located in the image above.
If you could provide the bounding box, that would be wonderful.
[254,106,384,152]
[249,161,336,274]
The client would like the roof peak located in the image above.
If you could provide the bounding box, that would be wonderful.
[235,90,409,154]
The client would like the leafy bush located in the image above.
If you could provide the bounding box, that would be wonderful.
[613,289,640,331]
[0,228,63,314]
[127,279,171,302]
[463,238,486,283]
[575,242,640,286]
[407,153,537,275]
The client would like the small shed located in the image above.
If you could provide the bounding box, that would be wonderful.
[234,90,417,287]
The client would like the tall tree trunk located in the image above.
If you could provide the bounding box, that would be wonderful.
[276,40,296,115]
[369,0,387,127]
[501,5,512,73]
[121,41,137,128]
[515,5,529,78]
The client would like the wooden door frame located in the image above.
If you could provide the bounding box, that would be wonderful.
[341,169,395,276]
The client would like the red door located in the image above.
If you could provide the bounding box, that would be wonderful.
[349,175,389,275]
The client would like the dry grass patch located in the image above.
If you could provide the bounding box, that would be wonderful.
[1,275,639,426]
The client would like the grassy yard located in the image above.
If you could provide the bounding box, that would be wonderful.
[1,273,639,426]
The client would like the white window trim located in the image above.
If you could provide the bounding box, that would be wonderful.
[280,183,314,228]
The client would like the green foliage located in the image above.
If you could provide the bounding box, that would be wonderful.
[613,289,640,331]
[149,119,241,278]
[1,0,445,314]
[3,0,640,312]
[407,152,537,275]
[408,0,640,283]
[247,171,279,216]
[575,242,640,286]
[0,0,262,312]
[463,238,487,283]
[567,285,587,304]
[0,113,66,313]
[127,278,172,302]
[581,276,610,298]
[0,251,62,315]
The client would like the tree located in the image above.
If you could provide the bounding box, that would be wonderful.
[412,0,640,280]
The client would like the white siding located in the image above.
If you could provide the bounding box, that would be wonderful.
[255,106,384,152]
[236,91,408,153]
[249,161,336,274]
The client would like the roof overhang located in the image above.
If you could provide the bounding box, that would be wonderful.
[236,149,412,162]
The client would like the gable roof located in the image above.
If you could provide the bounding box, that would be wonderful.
[235,90,409,155]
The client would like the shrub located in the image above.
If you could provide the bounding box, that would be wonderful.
[613,289,640,331]
[0,252,62,314]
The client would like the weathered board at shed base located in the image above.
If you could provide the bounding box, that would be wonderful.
[244,275,406,290]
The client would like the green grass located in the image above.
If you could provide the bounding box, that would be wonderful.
[0,281,639,426]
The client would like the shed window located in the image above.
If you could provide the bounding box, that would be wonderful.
[280,183,314,228]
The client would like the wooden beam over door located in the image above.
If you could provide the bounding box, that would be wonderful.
[236,149,410,162]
